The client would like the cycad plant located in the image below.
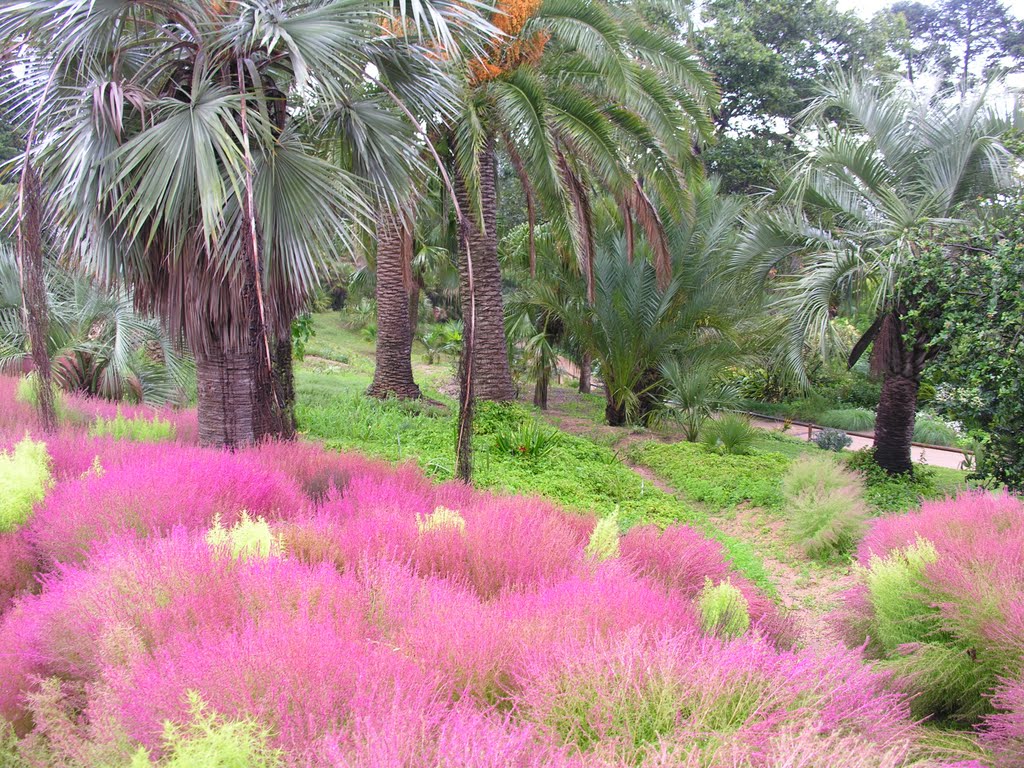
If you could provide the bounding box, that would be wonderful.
[0,248,190,405]
[738,73,1014,473]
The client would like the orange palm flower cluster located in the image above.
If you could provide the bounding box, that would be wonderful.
[469,0,550,83]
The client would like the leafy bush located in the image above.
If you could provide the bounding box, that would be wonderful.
[813,427,852,452]
[493,420,561,460]
[697,579,750,638]
[130,692,283,767]
[845,448,940,512]
[89,410,176,442]
[700,413,756,455]
[840,492,1024,727]
[14,374,64,420]
[0,437,51,532]
[783,456,869,561]
[819,408,875,432]
[416,505,466,535]
[585,512,620,562]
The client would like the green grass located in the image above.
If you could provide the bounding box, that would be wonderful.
[628,441,792,511]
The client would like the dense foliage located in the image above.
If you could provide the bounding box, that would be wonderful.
[900,207,1024,490]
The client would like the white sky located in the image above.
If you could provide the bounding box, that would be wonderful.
[835,0,1024,18]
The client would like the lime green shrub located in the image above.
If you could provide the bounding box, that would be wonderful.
[783,456,869,562]
[0,437,52,532]
[585,512,620,562]
[697,579,750,638]
[416,506,466,535]
[130,691,282,767]
[206,513,281,561]
[90,411,175,442]
[15,374,64,421]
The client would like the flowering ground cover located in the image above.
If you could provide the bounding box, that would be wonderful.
[0,374,1019,766]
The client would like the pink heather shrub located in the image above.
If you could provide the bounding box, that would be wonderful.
[621,524,793,646]
[0,530,38,614]
[841,491,1024,727]
[515,630,915,766]
[241,439,395,501]
[28,444,307,564]
[983,673,1024,767]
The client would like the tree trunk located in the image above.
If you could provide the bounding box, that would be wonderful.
[273,331,297,439]
[18,164,57,432]
[369,211,421,400]
[605,395,626,427]
[408,280,421,340]
[578,351,592,394]
[874,373,918,474]
[195,344,262,448]
[534,369,549,410]
[454,134,516,402]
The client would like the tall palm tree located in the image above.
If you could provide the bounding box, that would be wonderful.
[738,73,1014,473]
[451,0,717,400]
[1,0,486,447]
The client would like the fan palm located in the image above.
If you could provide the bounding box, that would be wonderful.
[737,73,1014,473]
[1,0,489,447]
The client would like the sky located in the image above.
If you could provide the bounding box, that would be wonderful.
[835,0,1024,18]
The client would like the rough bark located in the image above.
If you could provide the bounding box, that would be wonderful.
[605,395,626,426]
[533,369,549,410]
[241,230,283,443]
[273,332,297,439]
[454,135,516,402]
[17,164,57,432]
[368,210,422,399]
[195,344,260,448]
[578,351,592,394]
[874,372,918,474]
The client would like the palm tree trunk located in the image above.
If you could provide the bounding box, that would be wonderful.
[17,164,57,432]
[369,210,421,399]
[454,134,516,402]
[578,351,592,394]
[195,343,261,448]
[874,372,918,474]
[273,331,297,439]
[534,369,549,409]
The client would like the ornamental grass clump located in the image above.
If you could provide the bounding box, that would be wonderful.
[782,456,869,562]
[697,579,750,639]
[206,513,281,560]
[585,512,620,562]
[0,437,51,532]
[840,491,1024,732]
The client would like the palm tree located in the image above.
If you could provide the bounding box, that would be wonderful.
[738,73,1014,473]
[2,0,486,447]
[0,247,191,404]
[451,0,717,400]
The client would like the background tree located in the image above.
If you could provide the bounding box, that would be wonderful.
[739,74,1014,474]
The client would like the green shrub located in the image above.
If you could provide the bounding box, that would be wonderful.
[845,448,940,512]
[819,408,875,432]
[859,541,990,719]
[90,411,176,442]
[697,579,750,638]
[206,513,281,561]
[0,437,52,532]
[585,512,620,562]
[912,415,959,447]
[493,420,561,460]
[813,427,852,452]
[700,413,756,455]
[130,691,282,767]
[783,456,869,561]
